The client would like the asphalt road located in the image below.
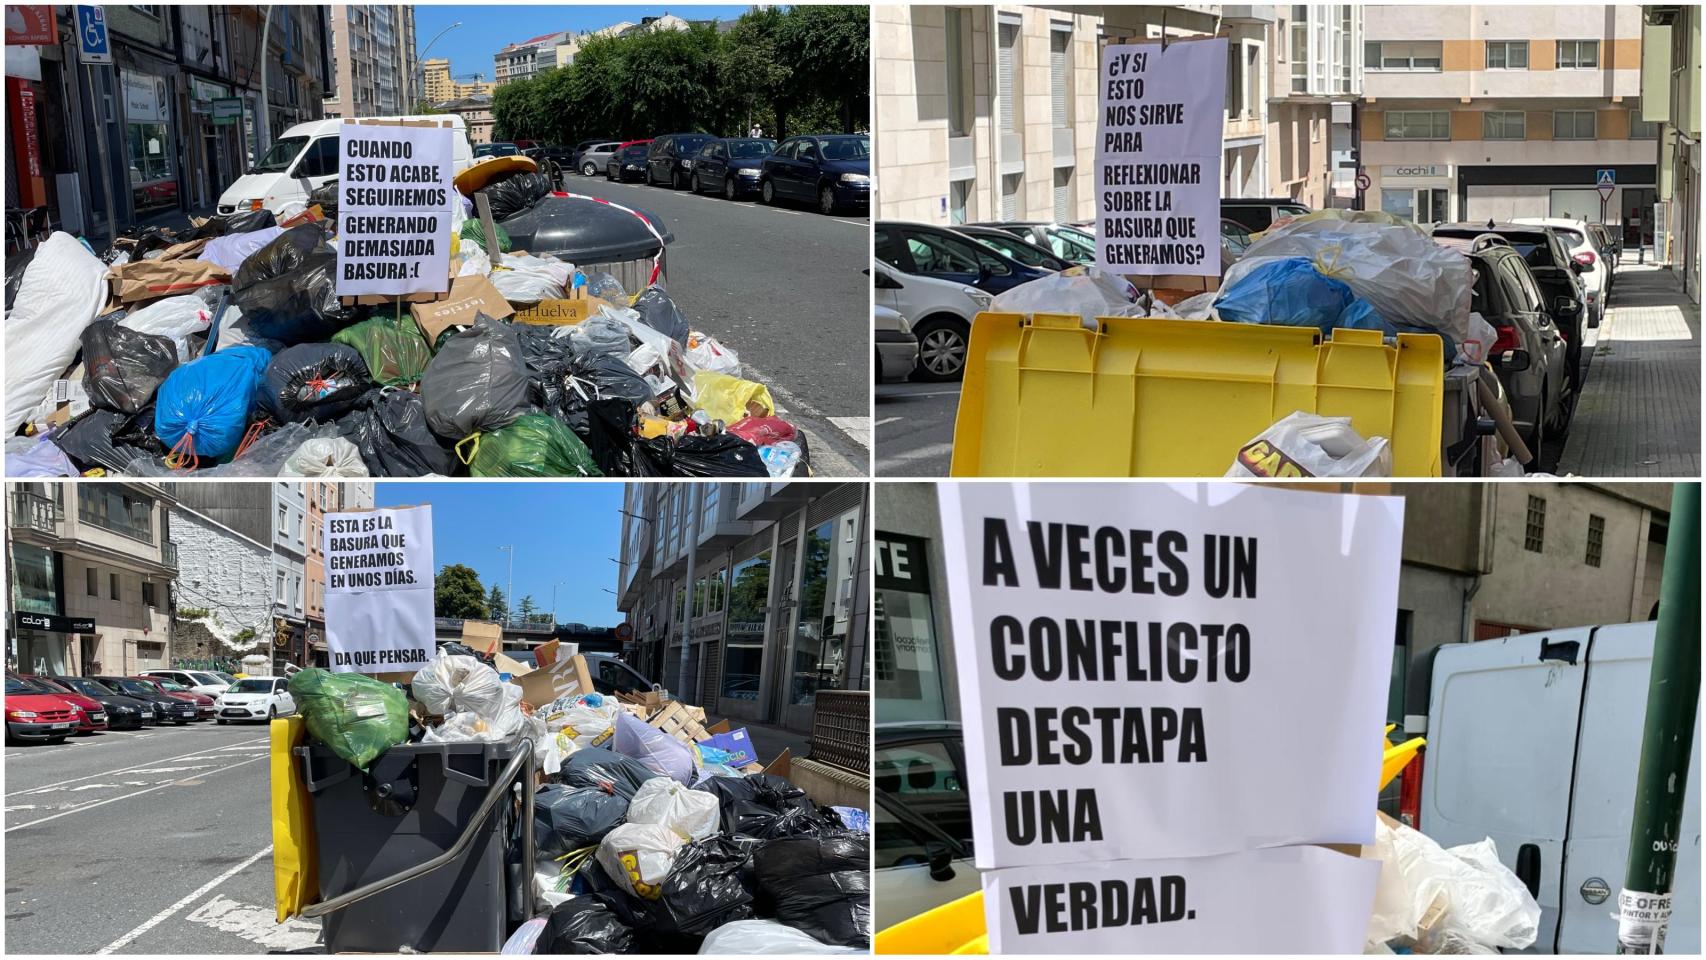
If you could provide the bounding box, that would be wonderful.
[5,722,310,954]
[875,380,960,477]
[557,171,872,476]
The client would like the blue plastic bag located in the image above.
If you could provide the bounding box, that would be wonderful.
[1214,256,1388,336]
[154,345,271,459]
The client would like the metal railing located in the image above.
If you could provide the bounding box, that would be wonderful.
[8,490,60,535]
[162,541,179,570]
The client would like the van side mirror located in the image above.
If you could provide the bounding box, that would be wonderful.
[925,841,957,881]
[1515,843,1541,898]
[1494,348,1532,372]
[1554,296,1580,317]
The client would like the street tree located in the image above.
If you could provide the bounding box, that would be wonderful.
[435,564,488,619]
[487,585,509,623]
[517,595,538,622]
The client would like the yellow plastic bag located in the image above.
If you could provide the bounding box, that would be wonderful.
[271,714,318,922]
[692,370,774,424]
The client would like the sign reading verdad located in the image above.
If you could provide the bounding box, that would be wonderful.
[323,505,435,673]
[336,122,454,297]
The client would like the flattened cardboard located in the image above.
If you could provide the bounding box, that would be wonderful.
[411,273,513,344]
[513,289,615,327]
[460,620,503,656]
[515,653,595,708]
[534,639,560,668]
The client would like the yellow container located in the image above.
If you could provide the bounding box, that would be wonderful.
[271,714,318,923]
[950,314,1444,477]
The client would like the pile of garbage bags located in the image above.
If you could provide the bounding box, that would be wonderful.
[7,163,810,479]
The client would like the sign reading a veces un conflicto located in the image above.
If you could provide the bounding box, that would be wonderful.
[938,483,1401,953]
[323,505,435,673]
[336,122,455,298]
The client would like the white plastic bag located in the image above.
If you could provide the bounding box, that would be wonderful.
[120,294,214,361]
[490,253,572,304]
[686,332,741,376]
[627,777,721,841]
[6,232,112,433]
[1458,312,1498,367]
[1225,412,1392,478]
[596,822,684,899]
[990,267,1135,330]
[5,433,76,477]
[1368,815,1541,953]
[544,696,619,748]
[280,437,369,477]
[697,919,863,954]
[1172,290,1220,320]
[411,653,507,717]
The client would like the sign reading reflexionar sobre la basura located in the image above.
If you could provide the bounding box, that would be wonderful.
[323,505,434,673]
[1094,39,1225,278]
[335,122,454,298]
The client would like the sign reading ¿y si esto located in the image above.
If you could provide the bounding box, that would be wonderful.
[336,122,455,298]
[323,505,435,673]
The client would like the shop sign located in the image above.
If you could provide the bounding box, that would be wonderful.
[211,97,243,126]
[690,619,724,640]
[122,71,169,123]
[14,611,96,633]
[876,533,931,593]
[1383,164,1448,179]
[191,77,229,115]
[6,6,57,46]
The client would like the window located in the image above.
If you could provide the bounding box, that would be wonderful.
[142,581,156,607]
[1386,111,1451,141]
[1366,41,1442,71]
[1630,112,1661,139]
[997,21,1018,135]
[1586,515,1605,567]
[110,572,120,601]
[1053,169,1071,223]
[1485,41,1528,70]
[277,505,288,536]
[1554,110,1597,140]
[706,568,726,614]
[78,487,154,542]
[294,136,340,178]
[904,229,1009,278]
[949,179,969,225]
[1050,25,1070,129]
[791,514,859,706]
[87,565,99,597]
[722,552,771,701]
[945,8,967,136]
[1484,111,1527,140]
[1556,40,1599,69]
[1000,173,1020,220]
[1525,496,1546,552]
[276,571,286,603]
[1290,10,1308,93]
[702,484,719,522]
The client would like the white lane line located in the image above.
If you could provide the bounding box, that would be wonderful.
[96,846,275,955]
[4,735,267,796]
[829,416,873,450]
[184,894,321,951]
[875,416,903,427]
[5,755,267,832]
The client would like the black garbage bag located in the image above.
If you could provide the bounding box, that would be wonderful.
[259,343,371,423]
[479,170,553,221]
[336,389,459,477]
[110,224,183,260]
[543,897,633,955]
[52,409,149,473]
[631,285,690,345]
[636,836,755,940]
[753,833,871,948]
[632,436,674,477]
[81,320,179,414]
[512,323,575,418]
[231,223,357,345]
[694,773,820,839]
[667,433,770,478]
[534,784,629,860]
[558,747,657,801]
[571,352,653,407]
[419,314,532,440]
[309,179,339,218]
[210,207,277,236]
[584,399,640,476]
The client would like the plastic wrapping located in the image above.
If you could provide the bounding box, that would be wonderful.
[632,285,691,345]
[586,272,627,302]
[337,389,460,477]
[230,223,357,345]
[573,352,655,406]
[760,441,802,478]
[211,207,278,235]
[152,422,338,478]
[420,315,532,440]
[534,783,630,860]
[752,833,871,948]
[118,294,214,361]
[693,370,774,423]
[279,436,369,477]
[1368,816,1541,953]
[490,252,573,304]
[5,232,112,433]
[287,668,409,770]
[698,919,862,955]
[53,406,165,473]
[543,696,621,749]
[596,822,685,899]
[635,836,755,938]
[331,316,433,387]
[259,343,371,424]
[81,320,179,414]
[560,746,659,801]
[460,216,512,253]
[468,413,603,478]
[410,653,508,716]
[153,345,271,460]
[199,225,287,272]
[1225,412,1393,479]
[1213,256,1386,336]
[420,679,532,746]
[568,313,634,359]
[660,434,770,478]
[543,897,634,954]
[726,416,796,448]
[628,777,722,842]
[6,433,77,477]
[613,710,698,784]
[686,332,740,376]
[989,267,1138,328]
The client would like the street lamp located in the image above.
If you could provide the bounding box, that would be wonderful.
[497,545,514,626]
[417,20,463,109]
[550,580,565,628]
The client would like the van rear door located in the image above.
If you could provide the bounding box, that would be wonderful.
[1422,627,1595,950]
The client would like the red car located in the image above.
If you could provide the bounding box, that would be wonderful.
[130,675,216,719]
[9,674,108,734]
[5,675,81,744]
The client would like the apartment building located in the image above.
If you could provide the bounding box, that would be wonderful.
[322,5,418,119]
[1267,4,1363,207]
[436,95,496,144]
[422,57,454,103]
[7,483,178,676]
[616,483,870,735]
[1642,4,1700,300]
[1361,5,1656,226]
[494,31,574,86]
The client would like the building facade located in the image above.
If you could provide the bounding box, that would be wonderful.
[1361,4,1656,226]
[1642,4,1701,300]
[302,481,374,667]
[170,498,274,659]
[617,483,871,734]
[323,5,418,119]
[422,57,454,103]
[436,95,495,144]
[7,483,179,677]
[494,31,573,87]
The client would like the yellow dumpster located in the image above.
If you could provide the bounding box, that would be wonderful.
[950,314,1444,477]
[271,714,318,923]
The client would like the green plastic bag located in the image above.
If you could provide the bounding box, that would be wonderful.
[465,413,603,478]
[287,668,409,770]
[460,218,512,253]
[331,315,433,385]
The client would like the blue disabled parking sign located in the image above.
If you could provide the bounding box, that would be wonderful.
[77,6,112,64]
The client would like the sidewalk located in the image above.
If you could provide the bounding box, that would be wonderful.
[1557,263,1701,477]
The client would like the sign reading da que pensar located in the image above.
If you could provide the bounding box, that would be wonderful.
[323,505,435,673]
[336,122,455,298]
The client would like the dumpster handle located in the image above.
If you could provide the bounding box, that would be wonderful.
[299,738,536,921]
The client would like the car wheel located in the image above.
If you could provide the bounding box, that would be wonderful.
[760,179,775,205]
[911,318,971,382]
[581,162,597,177]
[819,184,837,216]
[724,176,737,201]
[673,170,686,190]
[268,706,277,721]
[691,172,701,193]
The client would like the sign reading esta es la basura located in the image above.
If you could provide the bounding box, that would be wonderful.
[938,483,1402,953]
[323,505,435,673]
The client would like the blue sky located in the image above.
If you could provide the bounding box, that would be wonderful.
[414,5,759,82]
[374,482,627,626]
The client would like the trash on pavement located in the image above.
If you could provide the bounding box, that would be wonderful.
[1363,813,1541,954]
[752,833,873,948]
[1225,411,1393,479]
[542,896,635,954]
[698,918,865,954]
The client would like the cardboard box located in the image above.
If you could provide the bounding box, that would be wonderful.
[512,653,596,709]
[410,273,514,343]
[460,620,503,657]
[703,727,756,766]
[512,288,615,326]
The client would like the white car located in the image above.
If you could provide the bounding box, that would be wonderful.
[139,669,229,697]
[215,677,296,724]
[1512,217,1610,326]
[875,304,919,382]
[872,261,992,382]
[875,722,981,933]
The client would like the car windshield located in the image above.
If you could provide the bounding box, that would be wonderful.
[820,137,870,161]
[970,233,1051,267]
[213,672,237,684]
[157,680,188,691]
[488,143,519,156]
[190,672,222,685]
[727,139,772,159]
[230,679,275,693]
[110,679,155,696]
[1553,227,1585,245]
[59,678,104,697]
[6,677,32,694]
[253,135,308,174]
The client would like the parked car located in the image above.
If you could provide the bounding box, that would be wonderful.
[139,669,229,697]
[1585,222,1619,289]
[90,676,197,724]
[952,225,1072,272]
[46,675,150,730]
[573,137,612,155]
[760,134,870,214]
[474,141,522,159]
[877,221,1052,297]
[5,675,80,744]
[690,137,776,199]
[606,143,651,182]
[975,220,1102,266]
[1418,622,1700,953]
[1220,217,1255,269]
[584,653,657,697]
[874,721,980,932]
[1432,222,1587,395]
[874,303,919,383]
[9,674,108,734]
[574,141,621,177]
[1513,218,1609,326]
[1220,197,1311,233]
[215,677,296,724]
[871,258,993,382]
[219,114,475,218]
[646,133,716,189]
[540,144,577,168]
[132,676,216,719]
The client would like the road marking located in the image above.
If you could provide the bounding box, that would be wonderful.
[96,846,275,955]
[107,765,216,775]
[5,754,267,832]
[829,416,873,450]
[4,735,266,796]
[184,894,321,951]
[876,416,903,427]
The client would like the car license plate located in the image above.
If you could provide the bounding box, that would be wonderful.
[52,723,72,731]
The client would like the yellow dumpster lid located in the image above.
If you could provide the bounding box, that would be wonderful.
[950,314,1443,477]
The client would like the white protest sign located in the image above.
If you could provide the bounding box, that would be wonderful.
[984,845,1381,954]
[937,482,1401,869]
[1095,39,1225,277]
[323,505,435,674]
[336,122,455,297]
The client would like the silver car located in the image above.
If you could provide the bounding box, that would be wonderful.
[875,722,980,934]
[875,304,919,382]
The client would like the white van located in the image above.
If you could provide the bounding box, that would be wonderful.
[1421,622,1699,953]
[217,114,475,218]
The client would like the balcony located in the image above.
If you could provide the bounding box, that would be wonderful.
[163,541,179,571]
[9,491,60,536]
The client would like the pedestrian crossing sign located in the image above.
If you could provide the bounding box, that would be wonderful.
[1596,168,1616,187]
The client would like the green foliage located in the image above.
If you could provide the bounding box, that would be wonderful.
[232,628,256,644]
[436,563,489,619]
[487,585,509,622]
[517,595,538,621]
[177,607,211,619]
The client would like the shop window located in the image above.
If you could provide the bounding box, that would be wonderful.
[706,568,726,614]
[11,544,58,615]
[875,532,948,722]
[722,552,772,701]
[790,511,860,706]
